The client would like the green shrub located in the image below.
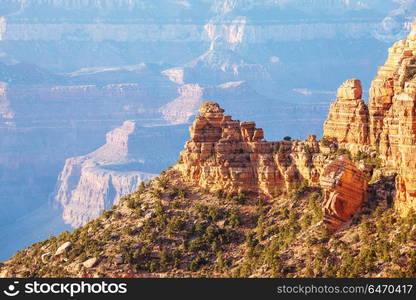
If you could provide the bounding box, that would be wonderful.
[178,188,187,199]
[127,198,141,210]
[335,148,352,159]
[159,248,171,270]
[208,205,221,221]
[228,210,240,228]
[166,216,185,234]
[320,136,332,147]
[103,210,112,219]
[156,177,169,189]
[151,189,162,199]
[291,180,309,199]
[189,256,206,271]
[138,181,146,193]
[214,190,225,199]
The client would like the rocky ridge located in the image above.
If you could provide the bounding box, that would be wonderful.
[0,163,408,278]
[176,102,325,196]
[175,101,369,231]
[0,93,403,278]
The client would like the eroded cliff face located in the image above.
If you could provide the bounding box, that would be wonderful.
[159,84,204,124]
[53,119,191,228]
[54,121,156,227]
[0,0,408,74]
[175,101,368,231]
[59,163,154,228]
[323,22,416,216]
[373,32,416,213]
[0,1,393,43]
[0,79,178,124]
[176,102,320,195]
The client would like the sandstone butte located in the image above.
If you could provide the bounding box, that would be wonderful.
[176,22,416,231]
[176,101,323,196]
[174,101,366,231]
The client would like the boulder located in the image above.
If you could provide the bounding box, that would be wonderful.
[55,242,72,256]
[82,257,99,268]
[336,79,363,100]
[320,156,368,231]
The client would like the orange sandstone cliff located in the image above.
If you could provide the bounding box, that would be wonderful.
[173,22,416,230]
[175,101,368,231]
[323,79,369,148]
[176,102,324,196]
[324,23,416,216]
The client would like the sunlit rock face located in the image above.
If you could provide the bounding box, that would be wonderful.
[323,23,416,216]
[323,79,369,146]
[321,156,368,232]
[178,102,369,232]
[176,101,330,196]
[369,23,416,214]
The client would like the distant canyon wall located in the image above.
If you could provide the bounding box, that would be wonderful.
[53,121,189,227]
[0,0,412,45]
[0,21,391,42]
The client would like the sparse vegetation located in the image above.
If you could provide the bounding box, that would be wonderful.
[334,148,352,159]
[320,136,333,147]
[354,150,382,169]
[2,169,414,279]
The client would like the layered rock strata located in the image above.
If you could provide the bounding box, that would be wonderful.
[323,23,416,216]
[176,101,324,196]
[177,102,367,231]
[54,121,190,227]
[54,121,157,227]
[320,156,368,231]
[323,79,369,147]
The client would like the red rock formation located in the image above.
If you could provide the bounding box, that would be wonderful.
[323,79,369,146]
[322,23,416,216]
[176,102,323,196]
[178,102,369,231]
[320,156,368,231]
[381,81,416,214]
[369,24,416,215]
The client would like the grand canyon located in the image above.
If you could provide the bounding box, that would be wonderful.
[1,0,416,278]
